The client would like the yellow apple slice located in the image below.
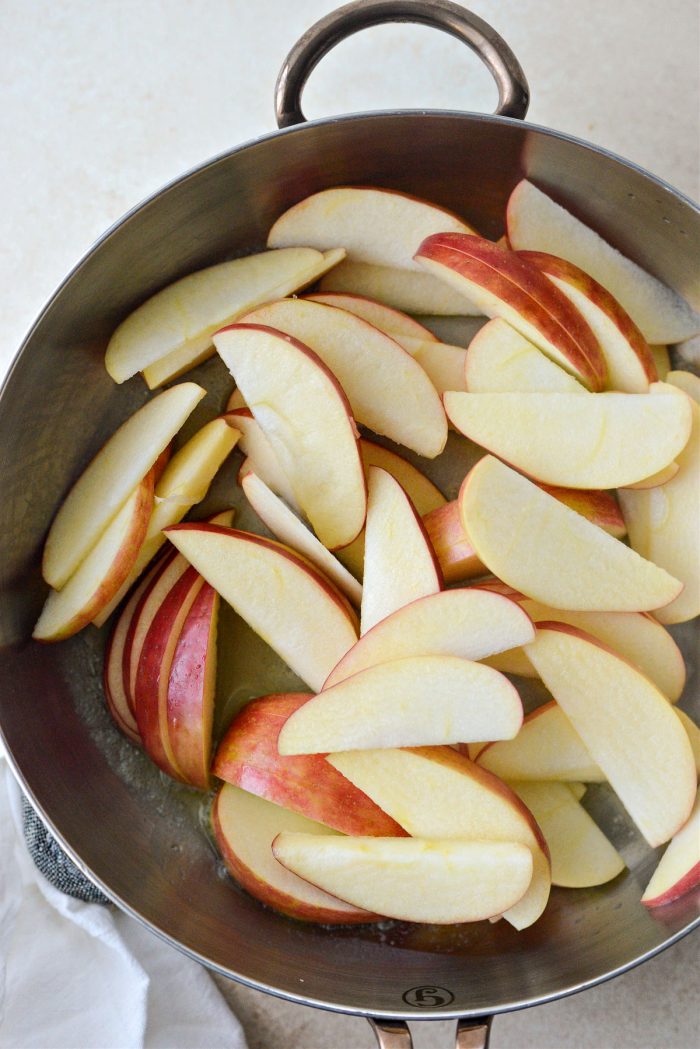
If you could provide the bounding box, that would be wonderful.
[511,781,625,888]
[360,467,441,635]
[212,786,376,924]
[520,251,657,392]
[465,319,585,392]
[237,298,446,458]
[226,408,301,514]
[42,383,205,590]
[93,417,240,626]
[328,746,551,929]
[619,376,700,624]
[526,624,696,845]
[278,656,522,755]
[642,788,700,907]
[622,463,680,490]
[324,588,535,688]
[306,292,438,341]
[104,247,344,384]
[272,833,532,924]
[650,345,671,379]
[319,258,480,315]
[165,523,358,692]
[241,470,362,606]
[444,384,692,489]
[676,709,700,773]
[268,186,477,270]
[477,701,605,782]
[665,370,700,402]
[460,456,682,611]
[34,473,154,641]
[214,325,366,550]
[506,180,700,343]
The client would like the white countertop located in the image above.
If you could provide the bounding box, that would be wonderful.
[1,2,698,1046]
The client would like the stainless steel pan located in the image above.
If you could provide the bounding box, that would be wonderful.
[1,3,698,1046]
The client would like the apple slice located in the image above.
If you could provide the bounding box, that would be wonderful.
[676,710,700,773]
[214,324,366,549]
[165,523,358,691]
[665,370,700,403]
[651,346,671,380]
[328,746,551,929]
[93,417,240,627]
[273,833,532,925]
[306,292,438,341]
[444,384,691,489]
[465,319,585,392]
[526,624,696,846]
[225,408,301,514]
[477,702,605,782]
[166,582,219,789]
[642,789,700,906]
[415,234,606,390]
[506,180,700,343]
[519,250,657,392]
[226,387,247,413]
[619,374,700,625]
[104,247,345,384]
[460,456,682,611]
[237,298,446,458]
[325,588,535,688]
[42,383,205,589]
[622,463,679,490]
[212,785,376,923]
[268,186,477,270]
[360,468,441,634]
[213,693,405,836]
[278,656,522,755]
[34,472,154,641]
[511,781,625,888]
[241,470,362,606]
[319,258,481,315]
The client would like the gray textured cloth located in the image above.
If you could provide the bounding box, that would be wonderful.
[21,793,110,905]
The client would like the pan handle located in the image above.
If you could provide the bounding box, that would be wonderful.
[368,1016,492,1048]
[275,0,529,128]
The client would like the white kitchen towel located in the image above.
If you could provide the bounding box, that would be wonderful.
[0,754,248,1049]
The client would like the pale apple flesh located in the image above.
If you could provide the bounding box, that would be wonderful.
[273,833,533,925]
[675,709,700,773]
[526,624,697,846]
[306,292,438,341]
[212,693,406,837]
[465,318,585,393]
[103,585,145,744]
[319,258,481,315]
[642,788,700,907]
[225,408,302,514]
[212,785,377,924]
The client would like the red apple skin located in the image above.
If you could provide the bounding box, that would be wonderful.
[151,443,172,483]
[166,583,219,790]
[213,694,406,837]
[104,615,141,745]
[642,861,700,908]
[134,565,204,781]
[518,250,658,384]
[539,485,627,539]
[211,790,378,924]
[422,501,484,583]
[122,548,178,716]
[415,234,606,391]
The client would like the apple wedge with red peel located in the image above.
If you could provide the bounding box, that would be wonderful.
[460,456,682,611]
[306,292,438,341]
[42,383,205,590]
[619,376,700,625]
[642,789,700,907]
[422,500,484,584]
[134,564,205,781]
[212,785,377,923]
[511,782,625,888]
[278,656,522,755]
[319,259,481,315]
[415,234,606,390]
[324,588,535,689]
[93,419,240,627]
[214,324,366,550]
[225,409,301,514]
[539,486,626,539]
[359,439,445,513]
[477,702,605,782]
[675,710,700,773]
[465,319,586,393]
[104,584,145,744]
[361,468,441,635]
[165,524,358,692]
[328,746,551,929]
[519,250,657,392]
[34,472,154,641]
[506,180,700,343]
[444,385,692,489]
[241,471,362,606]
[225,387,247,413]
[238,299,447,459]
[213,694,405,836]
[104,246,345,385]
[268,186,477,270]
[273,834,533,925]
[526,624,697,846]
